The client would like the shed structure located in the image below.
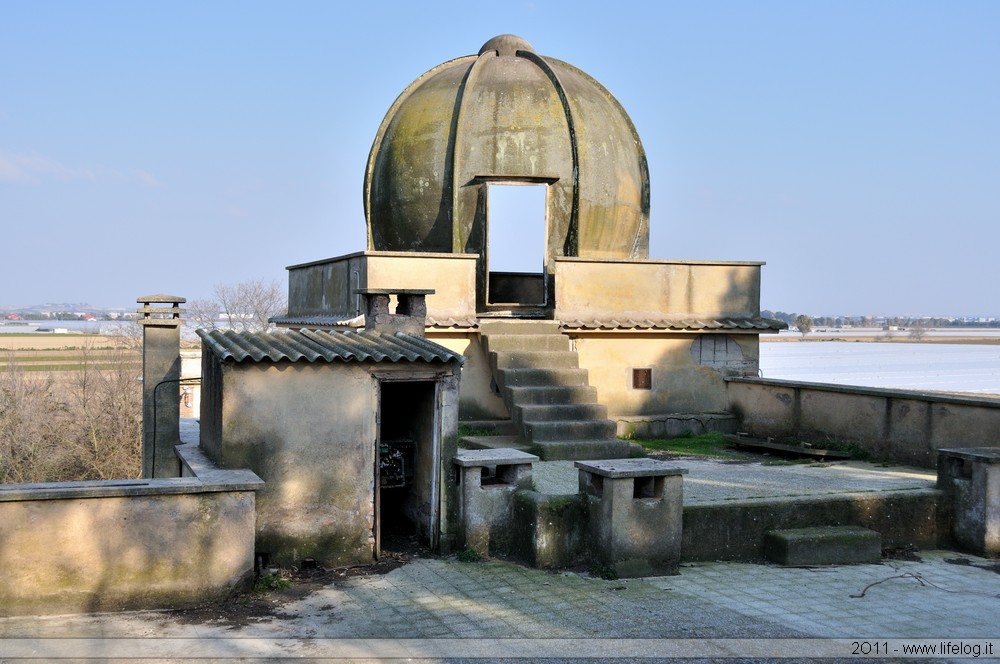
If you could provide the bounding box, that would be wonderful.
[198,306,463,566]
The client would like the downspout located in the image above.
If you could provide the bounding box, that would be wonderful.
[430,381,441,549]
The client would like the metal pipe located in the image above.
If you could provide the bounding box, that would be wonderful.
[429,382,441,550]
[150,376,202,477]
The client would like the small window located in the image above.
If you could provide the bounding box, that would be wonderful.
[632,368,652,390]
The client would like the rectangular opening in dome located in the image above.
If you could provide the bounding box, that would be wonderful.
[487,183,546,306]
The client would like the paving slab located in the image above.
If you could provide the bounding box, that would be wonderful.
[531,457,936,503]
[1,551,997,662]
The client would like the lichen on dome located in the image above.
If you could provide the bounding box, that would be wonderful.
[478,34,536,57]
[364,35,650,264]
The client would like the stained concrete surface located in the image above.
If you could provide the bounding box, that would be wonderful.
[1,434,988,662]
[532,458,936,502]
[0,551,997,662]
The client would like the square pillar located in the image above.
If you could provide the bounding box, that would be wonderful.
[576,458,687,577]
[453,448,538,557]
[938,447,1000,557]
[137,294,185,479]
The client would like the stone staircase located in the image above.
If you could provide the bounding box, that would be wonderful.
[476,320,631,461]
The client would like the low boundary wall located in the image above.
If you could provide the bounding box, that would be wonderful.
[0,443,262,616]
[682,489,944,561]
[727,378,1000,467]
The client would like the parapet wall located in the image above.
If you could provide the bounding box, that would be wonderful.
[727,378,1000,467]
[553,257,762,321]
[0,444,262,616]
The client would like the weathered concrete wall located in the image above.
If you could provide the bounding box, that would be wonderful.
[0,444,261,616]
[203,356,463,565]
[286,252,478,321]
[613,413,738,439]
[511,491,585,569]
[937,448,1000,557]
[215,360,379,566]
[553,258,762,321]
[682,490,944,562]
[727,378,1000,467]
[574,333,759,416]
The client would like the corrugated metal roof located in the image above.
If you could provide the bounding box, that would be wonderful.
[197,328,464,365]
[427,317,479,329]
[559,317,787,332]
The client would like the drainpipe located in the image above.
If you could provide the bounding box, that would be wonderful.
[137,294,185,478]
[353,270,361,317]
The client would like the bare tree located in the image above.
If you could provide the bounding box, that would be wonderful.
[0,354,62,483]
[61,340,143,480]
[909,321,929,341]
[794,314,813,337]
[187,279,287,333]
[186,298,223,332]
[0,338,142,483]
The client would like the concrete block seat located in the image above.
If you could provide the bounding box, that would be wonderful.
[763,526,882,566]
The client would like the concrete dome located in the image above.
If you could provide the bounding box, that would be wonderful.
[364,35,650,263]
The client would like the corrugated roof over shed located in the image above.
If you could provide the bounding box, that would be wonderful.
[560,317,786,332]
[197,328,464,365]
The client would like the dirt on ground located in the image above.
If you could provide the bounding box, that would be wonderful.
[167,536,430,629]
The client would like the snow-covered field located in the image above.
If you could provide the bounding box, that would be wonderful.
[759,342,1000,394]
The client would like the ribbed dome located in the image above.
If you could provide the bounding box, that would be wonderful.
[364,35,650,263]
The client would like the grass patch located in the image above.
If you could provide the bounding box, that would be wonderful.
[253,574,290,593]
[589,562,619,580]
[629,432,752,460]
[456,548,482,562]
[762,458,816,466]
[779,436,872,461]
[457,424,501,438]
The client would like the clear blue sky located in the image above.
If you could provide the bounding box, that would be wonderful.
[2,1,997,317]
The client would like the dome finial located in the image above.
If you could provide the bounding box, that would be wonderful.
[479,34,535,57]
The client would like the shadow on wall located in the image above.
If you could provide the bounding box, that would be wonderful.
[726,378,1000,467]
[0,448,261,616]
[573,267,767,428]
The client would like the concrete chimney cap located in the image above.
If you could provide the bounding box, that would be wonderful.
[136,294,187,304]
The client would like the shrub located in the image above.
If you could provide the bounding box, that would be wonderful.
[0,340,142,483]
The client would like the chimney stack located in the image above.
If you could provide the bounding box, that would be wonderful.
[354,288,433,336]
[137,294,185,478]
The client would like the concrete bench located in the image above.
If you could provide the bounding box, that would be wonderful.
[764,526,881,565]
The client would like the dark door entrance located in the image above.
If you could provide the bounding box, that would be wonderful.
[374,379,439,559]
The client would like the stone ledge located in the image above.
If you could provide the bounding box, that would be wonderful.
[764,526,881,566]
[0,444,262,502]
[575,458,687,479]
[454,448,539,467]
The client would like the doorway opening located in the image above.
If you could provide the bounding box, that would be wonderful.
[375,379,439,559]
[486,183,547,307]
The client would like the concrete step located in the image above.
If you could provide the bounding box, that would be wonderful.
[763,526,882,566]
[484,334,570,353]
[494,369,587,390]
[478,320,561,335]
[497,368,591,389]
[459,435,532,453]
[529,438,633,461]
[505,385,599,406]
[523,419,618,443]
[513,403,608,426]
[491,350,579,370]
